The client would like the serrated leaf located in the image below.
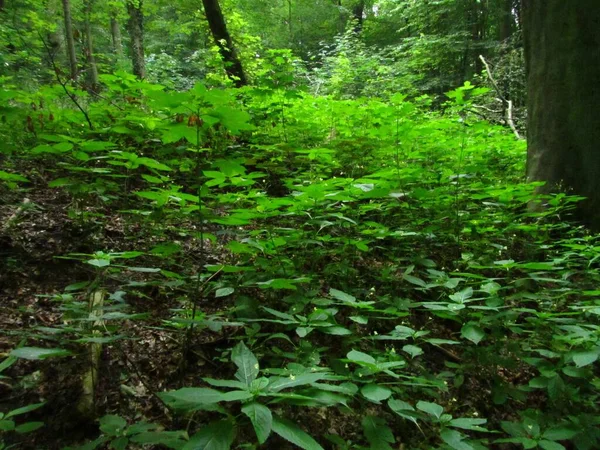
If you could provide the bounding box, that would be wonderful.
[232,342,259,386]
[184,420,235,450]
[272,417,324,450]
[242,402,272,444]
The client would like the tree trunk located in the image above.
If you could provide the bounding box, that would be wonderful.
[499,0,513,41]
[126,0,145,79]
[110,13,124,57]
[523,0,600,229]
[62,0,78,80]
[84,0,99,91]
[352,0,365,32]
[201,0,247,87]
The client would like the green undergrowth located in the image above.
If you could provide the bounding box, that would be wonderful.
[0,75,599,450]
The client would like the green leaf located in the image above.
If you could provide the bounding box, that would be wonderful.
[461,323,485,344]
[449,418,488,431]
[6,402,45,419]
[361,415,394,450]
[440,429,474,450]
[361,384,392,403]
[402,345,424,358]
[99,415,127,435]
[184,420,236,450]
[159,388,249,410]
[346,350,376,365]
[231,342,259,386]
[542,427,578,441]
[416,401,444,419]
[538,441,566,450]
[0,170,29,183]
[267,373,326,392]
[242,402,273,444]
[215,288,235,298]
[329,288,356,303]
[272,417,324,450]
[15,421,44,434]
[87,258,110,268]
[10,347,72,360]
[572,351,598,368]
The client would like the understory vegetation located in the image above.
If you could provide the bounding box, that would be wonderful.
[1,60,599,450]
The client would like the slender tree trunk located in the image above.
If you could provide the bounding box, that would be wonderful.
[83,0,99,91]
[523,0,600,229]
[201,0,247,87]
[62,0,78,80]
[126,0,145,79]
[352,0,365,32]
[110,13,124,57]
[499,0,513,41]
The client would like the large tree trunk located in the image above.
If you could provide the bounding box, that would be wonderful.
[110,13,124,57]
[84,0,99,91]
[523,0,600,229]
[201,0,247,87]
[62,0,78,80]
[126,0,145,79]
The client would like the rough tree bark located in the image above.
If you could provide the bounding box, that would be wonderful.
[83,0,99,90]
[201,0,247,87]
[523,0,600,229]
[62,0,78,80]
[126,0,145,79]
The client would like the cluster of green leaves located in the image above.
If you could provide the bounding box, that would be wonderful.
[1,70,598,450]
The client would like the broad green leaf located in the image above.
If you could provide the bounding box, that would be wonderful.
[232,342,259,386]
[449,418,488,431]
[361,415,394,450]
[346,350,376,365]
[99,415,127,435]
[15,422,44,434]
[10,347,72,360]
[440,429,474,450]
[461,323,485,344]
[329,288,356,303]
[215,288,235,298]
[402,345,424,358]
[272,417,324,450]
[542,427,578,441]
[361,384,392,403]
[159,388,249,410]
[0,170,28,182]
[267,373,326,392]
[242,402,273,444]
[184,420,235,450]
[416,401,444,419]
[538,441,566,450]
[572,351,598,368]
